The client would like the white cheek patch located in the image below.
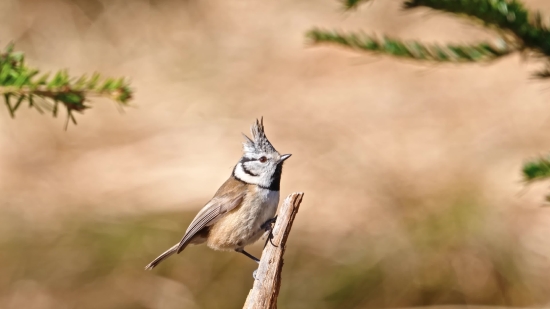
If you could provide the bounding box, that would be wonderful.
[234,163,260,185]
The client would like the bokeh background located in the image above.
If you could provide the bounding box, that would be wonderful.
[2,0,550,308]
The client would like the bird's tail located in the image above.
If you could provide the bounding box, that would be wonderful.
[144,243,179,270]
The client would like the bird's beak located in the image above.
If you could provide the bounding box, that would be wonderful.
[279,154,292,163]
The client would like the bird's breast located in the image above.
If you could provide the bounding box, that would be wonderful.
[245,187,279,224]
[207,187,279,250]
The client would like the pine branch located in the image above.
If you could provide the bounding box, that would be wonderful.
[343,0,373,10]
[522,156,550,182]
[308,0,550,200]
[401,0,550,77]
[0,43,132,128]
[522,156,550,202]
[308,0,550,75]
[307,29,512,62]
[403,0,550,57]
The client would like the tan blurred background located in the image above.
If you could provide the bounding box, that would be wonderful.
[2,0,550,308]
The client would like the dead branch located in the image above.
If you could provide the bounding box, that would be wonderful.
[243,192,304,309]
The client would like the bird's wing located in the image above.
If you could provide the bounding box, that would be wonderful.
[176,177,247,253]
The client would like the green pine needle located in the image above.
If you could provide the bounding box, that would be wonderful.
[307,29,512,62]
[522,155,550,202]
[523,156,550,182]
[404,0,550,57]
[0,43,133,127]
[310,0,550,77]
[343,0,373,10]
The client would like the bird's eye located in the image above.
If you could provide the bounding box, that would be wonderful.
[259,156,267,163]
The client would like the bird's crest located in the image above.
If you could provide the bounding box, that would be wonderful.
[242,117,277,154]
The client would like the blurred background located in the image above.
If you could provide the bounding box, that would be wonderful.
[1,0,550,308]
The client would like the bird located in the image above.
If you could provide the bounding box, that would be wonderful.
[145,118,291,270]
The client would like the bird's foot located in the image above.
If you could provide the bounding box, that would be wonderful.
[262,217,278,249]
[261,215,277,231]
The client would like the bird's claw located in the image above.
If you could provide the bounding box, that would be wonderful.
[262,216,278,249]
[261,215,277,231]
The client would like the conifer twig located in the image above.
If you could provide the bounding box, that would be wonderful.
[306,0,550,187]
[307,29,512,62]
[243,192,304,309]
[307,0,550,69]
[0,43,132,128]
[523,156,550,183]
[403,0,550,56]
[343,0,373,10]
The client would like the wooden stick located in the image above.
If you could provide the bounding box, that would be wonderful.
[243,192,304,309]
